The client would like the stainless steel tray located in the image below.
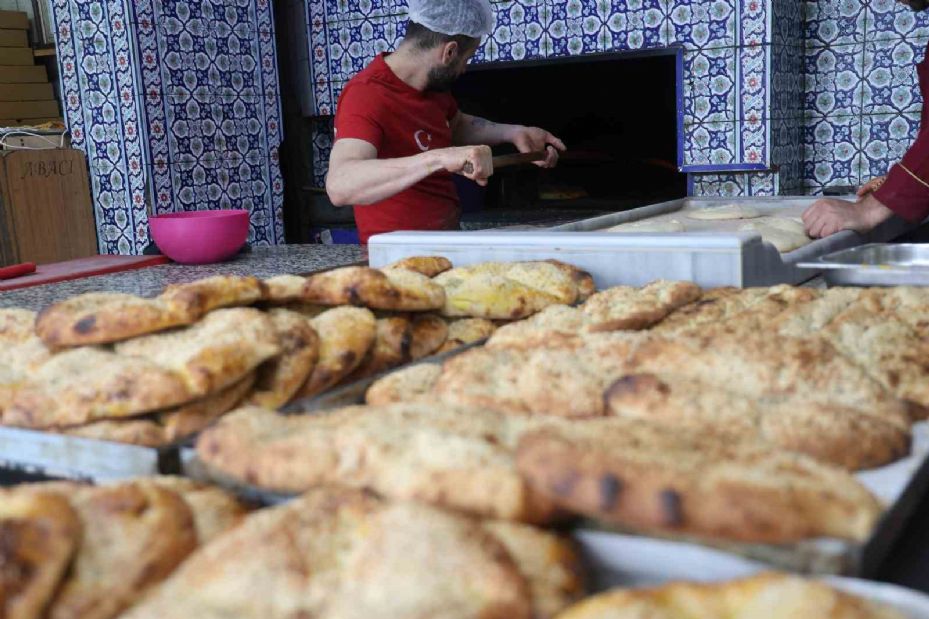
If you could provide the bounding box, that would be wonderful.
[368,197,917,288]
[0,426,182,482]
[798,243,929,287]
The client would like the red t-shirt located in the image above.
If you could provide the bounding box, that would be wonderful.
[334,53,461,243]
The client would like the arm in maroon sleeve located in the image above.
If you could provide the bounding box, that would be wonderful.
[872,40,929,222]
[872,126,929,222]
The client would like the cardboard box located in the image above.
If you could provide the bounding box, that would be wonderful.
[0,83,52,101]
[0,65,45,83]
[0,100,59,119]
[0,29,27,47]
[0,12,28,30]
[0,47,33,66]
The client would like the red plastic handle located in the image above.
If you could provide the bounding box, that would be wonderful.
[0,262,37,280]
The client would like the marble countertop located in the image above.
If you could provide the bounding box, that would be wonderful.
[0,244,366,311]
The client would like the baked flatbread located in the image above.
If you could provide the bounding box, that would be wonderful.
[35,293,190,348]
[297,307,377,398]
[245,309,320,409]
[158,275,266,317]
[118,487,533,619]
[0,488,80,619]
[115,308,280,397]
[46,481,197,619]
[196,404,559,523]
[302,266,445,311]
[556,573,904,619]
[4,348,194,429]
[365,363,442,406]
[61,374,255,447]
[516,418,882,543]
[383,256,453,277]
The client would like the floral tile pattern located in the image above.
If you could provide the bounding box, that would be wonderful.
[801,0,929,194]
[306,0,772,185]
[52,0,148,254]
[53,0,285,253]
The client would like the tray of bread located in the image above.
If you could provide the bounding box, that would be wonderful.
[368,196,918,288]
[0,257,592,480]
[184,271,929,578]
[7,474,929,618]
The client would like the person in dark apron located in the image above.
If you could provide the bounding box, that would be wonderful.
[804,0,929,238]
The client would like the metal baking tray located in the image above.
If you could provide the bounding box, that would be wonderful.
[798,244,929,287]
[580,534,929,618]
[0,426,183,482]
[183,342,929,578]
[368,197,916,288]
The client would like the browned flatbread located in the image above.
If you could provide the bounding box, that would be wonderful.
[342,316,412,382]
[365,364,442,406]
[262,275,309,304]
[158,275,267,317]
[302,266,445,311]
[0,488,81,619]
[245,310,320,409]
[486,305,593,350]
[115,308,280,397]
[297,307,377,399]
[0,309,37,344]
[434,345,623,419]
[118,487,533,619]
[144,477,251,544]
[46,481,198,619]
[383,255,454,277]
[34,293,191,349]
[627,332,911,429]
[542,260,596,302]
[62,374,255,447]
[436,271,562,320]
[516,419,882,543]
[196,404,560,523]
[483,520,586,619]
[557,573,905,619]
[580,280,702,332]
[604,373,910,470]
[436,317,497,353]
[409,313,448,359]
[4,348,194,429]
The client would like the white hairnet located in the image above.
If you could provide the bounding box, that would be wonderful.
[407,0,495,38]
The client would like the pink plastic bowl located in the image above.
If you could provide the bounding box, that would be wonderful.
[148,210,249,265]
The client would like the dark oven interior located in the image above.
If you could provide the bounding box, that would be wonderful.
[452,50,687,226]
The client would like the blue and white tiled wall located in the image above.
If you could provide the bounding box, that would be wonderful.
[52,0,929,251]
[802,0,928,194]
[306,0,779,197]
[52,0,284,255]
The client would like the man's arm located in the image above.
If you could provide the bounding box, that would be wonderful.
[451,112,566,168]
[802,194,895,239]
[325,138,493,206]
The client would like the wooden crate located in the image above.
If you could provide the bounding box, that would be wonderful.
[0,11,28,30]
[0,83,52,101]
[0,29,27,47]
[0,117,59,127]
[0,149,98,266]
[0,100,59,119]
[0,47,31,65]
[0,65,46,83]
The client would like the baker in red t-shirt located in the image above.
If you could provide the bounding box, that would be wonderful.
[803,0,929,237]
[326,0,566,244]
